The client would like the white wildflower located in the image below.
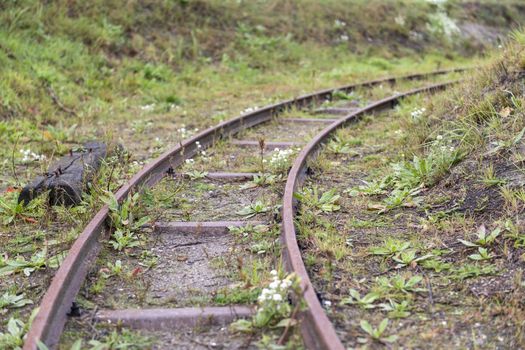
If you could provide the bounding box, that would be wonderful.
[334,19,346,28]
[140,104,155,111]
[269,281,279,290]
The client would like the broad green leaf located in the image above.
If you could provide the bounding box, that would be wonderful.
[360,320,373,335]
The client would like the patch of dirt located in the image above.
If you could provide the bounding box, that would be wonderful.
[88,230,241,309]
[145,230,240,306]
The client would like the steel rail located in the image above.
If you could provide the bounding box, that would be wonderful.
[23,68,464,350]
[281,80,458,349]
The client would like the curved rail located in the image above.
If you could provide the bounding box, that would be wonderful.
[24,69,464,349]
[281,81,457,349]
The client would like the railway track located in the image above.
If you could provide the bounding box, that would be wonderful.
[24,68,464,349]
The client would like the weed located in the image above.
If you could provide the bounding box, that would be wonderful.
[90,273,107,295]
[392,250,433,268]
[421,258,452,272]
[327,135,358,155]
[0,317,25,349]
[386,188,421,209]
[458,225,501,247]
[348,177,390,196]
[138,251,158,270]
[332,90,358,101]
[214,288,260,305]
[240,173,280,190]
[0,249,64,277]
[451,263,497,280]
[376,275,426,295]
[0,310,37,349]
[109,230,139,251]
[294,188,341,214]
[341,289,380,309]
[100,260,124,279]
[185,170,208,180]
[347,217,391,229]
[359,318,398,344]
[0,293,32,314]
[480,164,506,187]
[105,193,150,251]
[500,186,525,213]
[504,219,525,247]
[229,224,270,238]
[468,247,494,261]
[369,238,411,257]
[0,192,43,225]
[379,299,411,318]
[236,201,271,218]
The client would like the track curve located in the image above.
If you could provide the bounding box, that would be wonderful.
[281,81,457,349]
[24,69,463,350]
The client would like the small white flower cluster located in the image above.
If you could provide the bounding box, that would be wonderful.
[195,141,210,162]
[411,107,426,120]
[334,19,346,28]
[20,149,46,163]
[434,134,456,153]
[177,125,199,138]
[140,104,155,111]
[427,12,460,39]
[257,270,292,308]
[339,34,349,42]
[264,148,295,171]
[395,15,405,26]
[185,158,195,165]
[240,106,258,115]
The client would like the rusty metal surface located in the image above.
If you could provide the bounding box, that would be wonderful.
[281,81,456,350]
[95,306,254,330]
[154,220,265,235]
[23,69,464,350]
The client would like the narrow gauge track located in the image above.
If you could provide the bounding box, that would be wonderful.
[24,69,463,350]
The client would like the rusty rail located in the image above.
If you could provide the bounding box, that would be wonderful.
[23,68,464,349]
[281,81,457,349]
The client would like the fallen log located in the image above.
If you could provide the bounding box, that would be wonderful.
[18,141,107,206]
